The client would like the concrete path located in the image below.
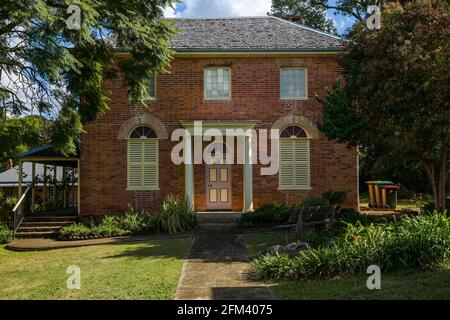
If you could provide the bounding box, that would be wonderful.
[175,231,275,300]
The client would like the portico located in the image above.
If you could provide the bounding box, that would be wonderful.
[180,120,256,212]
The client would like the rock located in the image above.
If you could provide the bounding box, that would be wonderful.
[260,241,309,256]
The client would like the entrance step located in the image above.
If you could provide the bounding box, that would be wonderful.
[196,212,242,224]
[15,215,77,239]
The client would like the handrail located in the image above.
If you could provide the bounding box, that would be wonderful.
[11,185,31,239]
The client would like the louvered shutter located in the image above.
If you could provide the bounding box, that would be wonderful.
[143,140,158,188]
[279,140,295,188]
[279,139,310,189]
[128,140,158,189]
[294,140,310,188]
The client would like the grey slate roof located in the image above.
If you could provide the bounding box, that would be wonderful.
[168,16,344,52]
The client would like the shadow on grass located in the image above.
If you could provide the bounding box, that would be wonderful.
[269,266,450,300]
[102,239,191,260]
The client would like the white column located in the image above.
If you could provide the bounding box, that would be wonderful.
[18,160,23,198]
[243,134,253,212]
[184,135,194,208]
[31,162,36,213]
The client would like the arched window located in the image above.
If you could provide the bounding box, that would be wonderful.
[279,125,310,189]
[127,126,159,190]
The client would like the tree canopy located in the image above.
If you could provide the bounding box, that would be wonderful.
[270,0,336,33]
[0,0,175,155]
[318,0,450,210]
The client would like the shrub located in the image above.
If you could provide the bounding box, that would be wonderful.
[299,195,329,207]
[240,203,293,226]
[0,194,17,224]
[322,190,347,206]
[0,224,13,244]
[252,211,450,280]
[149,195,196,234]
[59,223,92,239]
[421,199,450,214]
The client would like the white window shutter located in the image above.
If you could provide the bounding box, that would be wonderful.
[294,140,310,188]
[128,140,159,189]
[279,139,310,189]
[280,140,295,188]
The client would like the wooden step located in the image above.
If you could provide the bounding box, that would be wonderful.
[20,221,75,227]
[23,216,77,222]
[17,226,63,233]
[15,231,59,239]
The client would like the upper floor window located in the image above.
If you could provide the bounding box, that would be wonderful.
[280,68,307,100]
[204,67,231,100]
[127,126,159,190]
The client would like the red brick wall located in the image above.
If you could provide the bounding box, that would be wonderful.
[80,55,358,216]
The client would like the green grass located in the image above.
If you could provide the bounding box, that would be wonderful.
[0,237,193,300]
[242,233,450,300]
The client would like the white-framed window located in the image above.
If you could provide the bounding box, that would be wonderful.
[147,73,156,100]
[279,125,311,190]
[280,67,307,100]
[127,126,159,190]
[204,67,231,100]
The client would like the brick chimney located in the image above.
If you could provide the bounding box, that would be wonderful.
[289,16,304,24]
[6,159,13,169]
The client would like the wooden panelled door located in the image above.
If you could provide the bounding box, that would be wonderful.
[206,164,232,210]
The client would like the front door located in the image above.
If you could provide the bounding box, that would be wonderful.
[206,165,232,210]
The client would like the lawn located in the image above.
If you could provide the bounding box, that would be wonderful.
[242,233,450,300]
[0,237,193,300]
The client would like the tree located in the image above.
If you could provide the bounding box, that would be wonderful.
[0,0,175,155]
[0,115,47,165]
[270,0,336,33]
[318,0,450,211]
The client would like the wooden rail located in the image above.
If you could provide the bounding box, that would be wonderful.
[11,185,31,239]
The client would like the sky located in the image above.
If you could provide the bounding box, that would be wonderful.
[163,0,356,35]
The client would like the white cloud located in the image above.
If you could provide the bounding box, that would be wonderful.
[165,0,272,18]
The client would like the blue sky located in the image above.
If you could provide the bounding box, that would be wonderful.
[164,0,355,35]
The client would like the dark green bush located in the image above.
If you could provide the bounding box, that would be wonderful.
[299,195,328,207]
[322,190,347,205]
[148,195,196,234]
[0,193,17,224]
[0,224,13,244]
[240,203,293,226]
[252,211,450,280]
[421,199,450,214]
[59,223,92,238]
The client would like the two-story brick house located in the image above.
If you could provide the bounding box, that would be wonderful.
[79,16,358,217]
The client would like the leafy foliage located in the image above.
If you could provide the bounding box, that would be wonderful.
[59,195,196,240]
[149,195,196,234]
[0,223,13,244]
[0,192,17,224]
[318,0,450,210]
[1,0,175,154]
[0,116,47,164]
[252,211,450,280]
[270,0,336,33]
[240,203,293,226]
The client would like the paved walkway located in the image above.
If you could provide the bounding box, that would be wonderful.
[175,230,275,300]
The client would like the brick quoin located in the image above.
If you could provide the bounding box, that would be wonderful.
[80,56,358,217]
